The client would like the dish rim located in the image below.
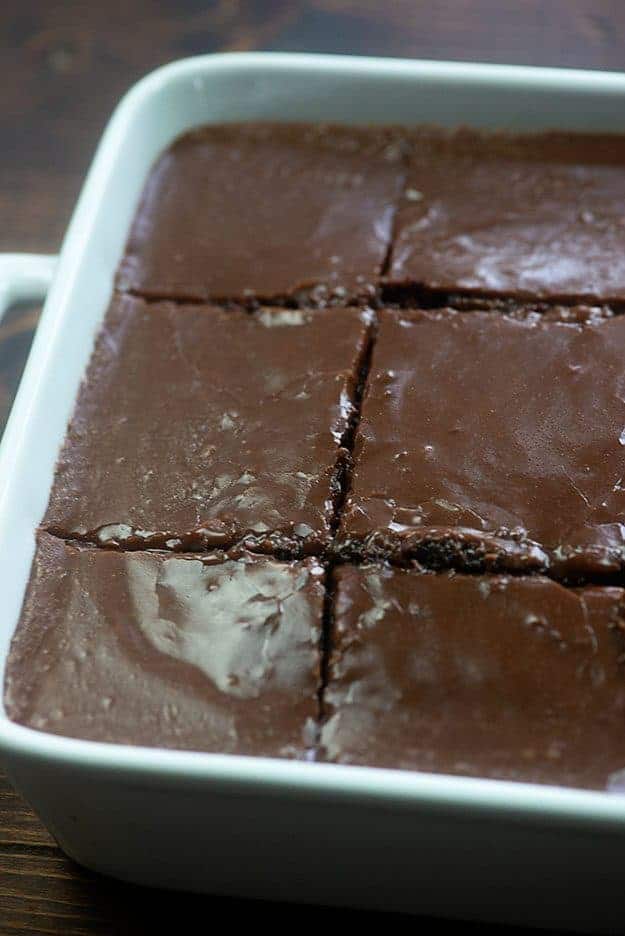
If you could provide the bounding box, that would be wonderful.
[3,51,625,827]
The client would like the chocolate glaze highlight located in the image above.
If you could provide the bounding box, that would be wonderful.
[5,533,324,756]
[323,565,625,789]
[44,296,372,554]
[340,306,625,578]
[389,128,625,304]
[117,123,406,306]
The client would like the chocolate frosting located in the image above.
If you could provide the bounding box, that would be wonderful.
[389,128,625,303]
[117,123,406,306]
[323,565,625,789]
[5,533,324,756]
[341,307,625,577]
[44,296,371,553]
[11,122,625,786]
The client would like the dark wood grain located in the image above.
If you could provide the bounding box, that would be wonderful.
[1,1,624,931]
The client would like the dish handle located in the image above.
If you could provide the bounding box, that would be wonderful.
[0,254,58,321]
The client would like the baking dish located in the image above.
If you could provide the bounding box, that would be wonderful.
[2,53,625,932]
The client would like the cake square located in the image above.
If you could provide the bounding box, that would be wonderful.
[322,565,625,789]
[340,307,625,577]
[388,129,625,304]
[44,296,372,553]
[5,533,325,757]
[117,123,406,306]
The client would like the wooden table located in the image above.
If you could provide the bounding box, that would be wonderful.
[1,1,622,931]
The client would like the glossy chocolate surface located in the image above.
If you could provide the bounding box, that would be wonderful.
[389,129,625,303]
[340,307,625,577]
[323,565,625,789]
[14,122,625,785]
[44,296,371,553]
[5,533,324,755]
[117,123,406,305]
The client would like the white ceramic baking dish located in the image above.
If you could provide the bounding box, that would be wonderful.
[3,53,625,932]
